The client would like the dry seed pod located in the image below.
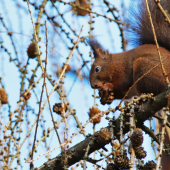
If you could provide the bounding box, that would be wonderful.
[98,128,111,143]
[27,42,38,59]
[134,146,147,159]
[143,160,156,170]
[53,103,67,115]
[106,163,120,170]
[71,0,90,16]
[0,88,8,105]
[130,128,143,147]
[88,106,102,124]
[114,155,130,169]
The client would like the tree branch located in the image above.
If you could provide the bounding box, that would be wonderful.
[37,88,170,170]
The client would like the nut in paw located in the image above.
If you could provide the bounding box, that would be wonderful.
[99,83,114,105]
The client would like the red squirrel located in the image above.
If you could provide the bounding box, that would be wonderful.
[89,0,170,105]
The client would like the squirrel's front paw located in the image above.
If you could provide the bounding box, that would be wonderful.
[99,83,114,105]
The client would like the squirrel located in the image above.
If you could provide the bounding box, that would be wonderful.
[89,0,170,105]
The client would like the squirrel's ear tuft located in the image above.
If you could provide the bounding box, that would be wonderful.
[87,39,104,58]
[97,48,109,56]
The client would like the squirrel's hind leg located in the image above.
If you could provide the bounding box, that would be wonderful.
[133,57,167,96]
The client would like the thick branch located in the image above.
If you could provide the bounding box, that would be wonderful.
[37,88,170,170]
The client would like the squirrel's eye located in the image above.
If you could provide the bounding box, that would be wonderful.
[95,66,101,73]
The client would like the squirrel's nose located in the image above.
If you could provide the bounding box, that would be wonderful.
[91,84,97,89]
[94,84,98,88]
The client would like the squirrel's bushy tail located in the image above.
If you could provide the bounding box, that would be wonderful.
[126,0,170,51]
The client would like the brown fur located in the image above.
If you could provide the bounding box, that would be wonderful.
[90,44,170,101]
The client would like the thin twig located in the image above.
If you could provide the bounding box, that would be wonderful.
[154,0,170,26]
[156,108,168,170]
[8,76,43,167]
[30,54,46,169]
[25,110,73,163]
[26,0,45,74]
[120,111,124,155]
[60,79,69,148]
[83,143,91,170]
[153,114,170,128]
[141,124,160,144]
[129,105,135,170]
[44,21,63,149]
